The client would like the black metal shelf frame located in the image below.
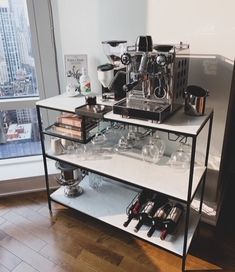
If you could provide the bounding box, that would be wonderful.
[36,103,213,272]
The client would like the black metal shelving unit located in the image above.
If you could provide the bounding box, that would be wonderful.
[36,94,213,272]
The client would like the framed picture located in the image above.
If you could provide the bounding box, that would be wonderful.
[64,54,88,86]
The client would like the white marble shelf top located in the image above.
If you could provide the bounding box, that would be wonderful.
[47,150,206,202]
[36,94,212,136]
[104,109,212,136]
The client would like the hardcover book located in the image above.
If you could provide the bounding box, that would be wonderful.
[57,113,83,128]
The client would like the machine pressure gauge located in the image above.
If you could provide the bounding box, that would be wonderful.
[154,86,167,99]
[121,53,131,65]
[156,54,167,66]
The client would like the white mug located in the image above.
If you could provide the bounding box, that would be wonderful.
[51,138,64,155]
[61,138,73,149]
[66,83,80,97]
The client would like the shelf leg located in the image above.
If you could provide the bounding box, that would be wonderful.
[182,256,186,272]
[182,135,197,272]
[199,112,214,213]
[49,208,53,217]
[36,105,52,213]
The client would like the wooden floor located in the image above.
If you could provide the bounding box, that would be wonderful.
[0,189,234,272]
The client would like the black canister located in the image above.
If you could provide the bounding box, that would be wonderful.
[136,36,153,52]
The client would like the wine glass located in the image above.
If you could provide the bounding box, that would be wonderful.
[91,120,107,154]
[91,122,107,145]
[115,125,138,152]
[151,131,166,158]
[142,137,160,163]
[169,143,190,170]
[74,143,86,159]
[126,125,139,147]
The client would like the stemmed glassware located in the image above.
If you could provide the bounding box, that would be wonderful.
[150,131,166,159]
[91,120,107,145]
[115,125,138,152]
[142,138,160,163]
[141,130,165,164]
[90,120,108,155]
[169,142,191,170]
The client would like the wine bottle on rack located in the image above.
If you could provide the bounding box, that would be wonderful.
[123,190,150,227]
[147,203,172,237]
[160,203,184,241]
[134,193,167,233]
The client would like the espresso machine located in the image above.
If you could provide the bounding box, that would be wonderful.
[97,40,127,101]
[113,36,190,123]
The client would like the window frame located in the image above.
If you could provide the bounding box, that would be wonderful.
[0,0,59,179]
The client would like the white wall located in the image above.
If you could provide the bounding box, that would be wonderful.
[52,0,147,93]
[147,0,235,59]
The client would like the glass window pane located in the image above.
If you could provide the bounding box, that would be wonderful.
[0,108,41,159]
[0,0,38,99]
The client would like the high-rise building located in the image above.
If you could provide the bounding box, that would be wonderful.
[0,7,7,85]
[0,1,21,83]
[10,0,33,67]
[0,57,8,84]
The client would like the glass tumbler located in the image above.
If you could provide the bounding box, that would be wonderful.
[89,173,103,191]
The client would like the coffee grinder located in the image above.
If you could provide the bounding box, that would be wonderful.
[97,40,127,101]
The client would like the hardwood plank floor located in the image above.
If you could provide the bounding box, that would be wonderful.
[0,190,234,272]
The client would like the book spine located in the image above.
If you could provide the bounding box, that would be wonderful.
[57,116,83,127]
[54,126,82,138]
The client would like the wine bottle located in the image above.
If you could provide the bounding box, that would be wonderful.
[134,193,167,233]
[160,203,184,240]
[147,203,172,237]
[123,190,149,227]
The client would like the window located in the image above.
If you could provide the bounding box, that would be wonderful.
[0,0,41,159]
[0,0,60,162]
[0,0,59,186]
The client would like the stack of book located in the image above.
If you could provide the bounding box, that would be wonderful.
[53,113,84,139]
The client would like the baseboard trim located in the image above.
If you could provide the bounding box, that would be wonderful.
[0,175,59,197]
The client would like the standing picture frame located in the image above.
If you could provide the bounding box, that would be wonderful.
[64,54,88,86]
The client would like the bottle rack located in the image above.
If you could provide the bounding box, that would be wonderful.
[36,94,213,272]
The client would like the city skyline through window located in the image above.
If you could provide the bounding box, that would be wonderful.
[0,0,41,159]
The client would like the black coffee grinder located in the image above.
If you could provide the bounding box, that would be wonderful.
[97,40,127,101]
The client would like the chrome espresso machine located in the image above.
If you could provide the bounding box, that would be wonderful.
[112,36,190,123]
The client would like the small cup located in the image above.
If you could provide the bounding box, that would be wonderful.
[61,138,73,149]
[85,95,97,105]
[51,138,64,155]
[89,173,103,191]
[66,84,80,97]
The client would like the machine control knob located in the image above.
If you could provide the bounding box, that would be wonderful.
[123,80,139,92]
[156,54,167,66]
[121,53,132,65]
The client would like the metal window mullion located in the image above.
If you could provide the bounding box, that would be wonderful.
[0,97,39,110]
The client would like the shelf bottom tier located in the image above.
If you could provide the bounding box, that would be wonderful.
[50,176,200,256]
